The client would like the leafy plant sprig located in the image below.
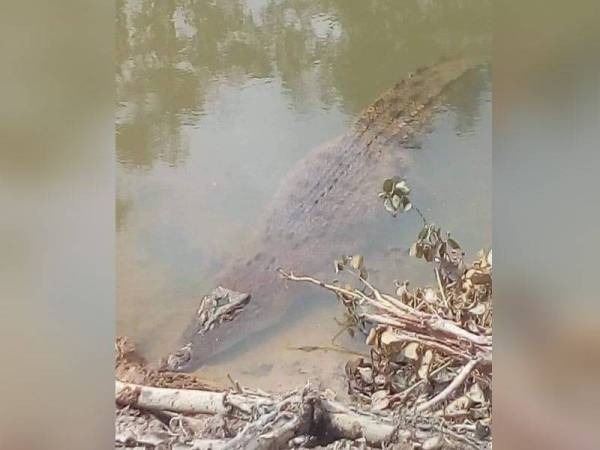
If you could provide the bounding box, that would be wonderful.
[379,177,466,283]
[378,176,426,224]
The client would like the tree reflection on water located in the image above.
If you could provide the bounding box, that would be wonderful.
[116,0,491,169]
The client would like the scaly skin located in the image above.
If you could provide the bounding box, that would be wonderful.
[170,57,482,371]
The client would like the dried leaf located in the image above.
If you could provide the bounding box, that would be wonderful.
[467,382,486,404]
[366,328,379,346]
[403,342,420,360]
[374,374,387,388]
[349,254,364,270]
[357,367,373,385]
[395,281,409,298]
[470,271,492,285]
[468,303,486,315]
[416,245,424,259]
[465,268,476,279]
[445,395,471,416]
[371,390,390,411]
[424,288,437,303]
[380,328,404,353]
[447,238,461,250]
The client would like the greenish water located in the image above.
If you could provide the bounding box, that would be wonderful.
[116,0,491,390]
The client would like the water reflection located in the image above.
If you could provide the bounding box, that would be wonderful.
[444,65,491,135]
[116,0,490,170]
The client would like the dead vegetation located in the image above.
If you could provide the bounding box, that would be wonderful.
[116,178,491,449]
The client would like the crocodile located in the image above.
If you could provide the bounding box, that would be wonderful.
[165,57,483,371]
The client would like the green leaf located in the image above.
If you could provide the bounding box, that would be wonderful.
[382,178,395,194]
[395,179,410,195]
[383,198,396,215]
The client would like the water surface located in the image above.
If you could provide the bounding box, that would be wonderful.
[117,0,491,391]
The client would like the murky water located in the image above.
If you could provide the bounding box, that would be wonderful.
[117,0,491,391]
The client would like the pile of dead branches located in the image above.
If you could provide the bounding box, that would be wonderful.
[115,337,418,449]
[116,335,489,449]
[279,249,491,446]
[277,177,493,448]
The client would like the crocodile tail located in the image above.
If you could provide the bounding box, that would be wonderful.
[354,56,483,142]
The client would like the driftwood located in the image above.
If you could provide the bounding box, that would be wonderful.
[116,380,400,448]
[116,380,261,415]
[115,375,488,449]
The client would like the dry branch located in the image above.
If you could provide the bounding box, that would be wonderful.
[116,380,272,416]
[278,269,492,365]
[415,358,479,413]
[277,261,492,444]
[116,380,398,447]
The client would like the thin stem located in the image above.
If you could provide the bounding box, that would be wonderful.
[331,323,353,346]
[412,205,427,225]
[435,267,447,306]
[287,345,368,358]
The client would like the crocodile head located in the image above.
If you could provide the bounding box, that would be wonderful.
[162,286,251,371]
